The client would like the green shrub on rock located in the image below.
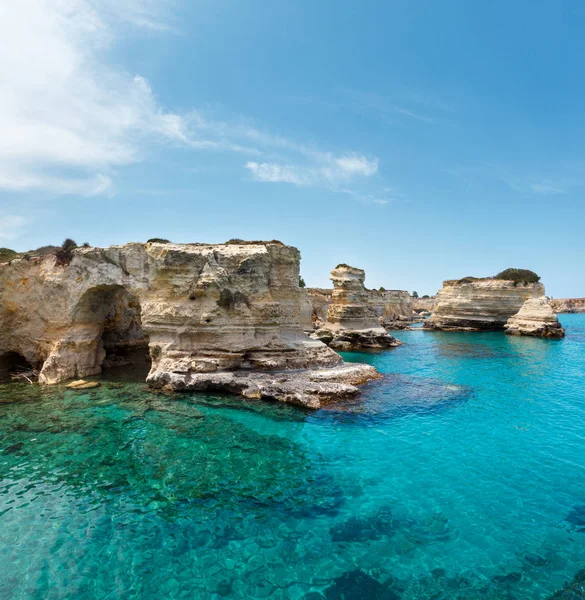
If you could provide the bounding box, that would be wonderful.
[495,268,540,284]
[55,239,77,266]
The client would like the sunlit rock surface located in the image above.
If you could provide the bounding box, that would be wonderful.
[505,297,565,338]
[550,298,585,314]
[0,241,380,407]
[310,265,402,350]
[425,279,545,331]
[307,285,412,330]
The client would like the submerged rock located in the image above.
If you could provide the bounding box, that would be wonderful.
[324,569,400,600]
[505,297,565,338]
[547,567,585,599]
[65,380,101,390]
[565,504,585,532]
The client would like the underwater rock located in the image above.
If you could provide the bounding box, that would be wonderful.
[547,567,585,599]
[329,506,399,543]
[565,504,585,532]
[65,380,101,390]
[324,569,400,600]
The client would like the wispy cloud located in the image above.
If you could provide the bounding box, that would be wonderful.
[0,216,28,240]
[529,181,568,195]
[342,89,448,125]
[0,0,383,206]
[245,154,378,188]
[0,0,186,196]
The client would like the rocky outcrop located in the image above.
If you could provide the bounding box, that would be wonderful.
[425,279,546,331]
[306,286,412,330]
[311,265,402,351]
[412,297,435,315]
[550,298,585,314]
[0,242,380,408]
[505,297,565,338]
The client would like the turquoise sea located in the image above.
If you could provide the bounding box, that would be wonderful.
[1,315,585,599]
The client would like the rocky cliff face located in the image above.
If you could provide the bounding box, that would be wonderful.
[505,297,565,338]
[425,279,545,331]
[0,242,379,407]
[311,265,401,350]
[550,298,585,313]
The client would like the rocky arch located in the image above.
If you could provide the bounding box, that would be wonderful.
[39,285,150,384]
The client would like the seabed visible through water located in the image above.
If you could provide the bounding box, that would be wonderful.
[1,315,585,599]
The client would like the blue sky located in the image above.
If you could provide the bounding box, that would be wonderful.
[1,0,584,296]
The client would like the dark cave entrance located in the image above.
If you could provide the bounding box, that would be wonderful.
[0,351,34,382]
[74,285,151,379]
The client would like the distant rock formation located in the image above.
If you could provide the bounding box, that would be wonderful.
[306,284,412,330]
[0,242,380,408]
[425,278,546,331]
[412,297,436,315]
[311,265,402,351]
[505,297,565,338]
[550,298,585,314]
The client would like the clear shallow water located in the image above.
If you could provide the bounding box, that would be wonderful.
[1,315,585,599]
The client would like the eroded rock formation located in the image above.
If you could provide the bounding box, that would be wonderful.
[306,286,412,330]
[550,298,585,314]
[505,297,565,338]
[0,242,380,407]
[311,265,402,351]
[425,279,546,331]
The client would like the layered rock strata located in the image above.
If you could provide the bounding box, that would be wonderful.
[550,298,585,314]
[306,287,412,330]
[505,297,565,338]
[425,279,545,331]
[311,265,402,351]
[0,242,380,408]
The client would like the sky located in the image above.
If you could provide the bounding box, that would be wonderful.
[1,0,584,297]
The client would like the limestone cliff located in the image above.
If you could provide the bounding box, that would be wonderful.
[425,279,545,331]
[505,297,565,338]
[311,265,401,350]
[0,242,379,407]
[550,298,585,313]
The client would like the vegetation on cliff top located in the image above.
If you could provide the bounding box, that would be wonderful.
[494,268,540,284]
[0,248,18,263]
[454,269,540,286]
[225,239,285,246]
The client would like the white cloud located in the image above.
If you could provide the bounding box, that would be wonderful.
[530,181,567,195]
[245,154,378,188]
[0,216,28,241]
[0,0,185,195]
[0,0,382,202]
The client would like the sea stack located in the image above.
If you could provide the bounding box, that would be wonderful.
[0,241,381,408]
[425,276,545,331]
[312,265,401,350]
[505,297,565,338]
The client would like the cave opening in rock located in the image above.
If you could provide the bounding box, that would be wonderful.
[0,351,34,382]
[74,285,151,378]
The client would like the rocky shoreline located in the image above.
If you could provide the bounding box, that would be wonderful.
[0,242,382,408]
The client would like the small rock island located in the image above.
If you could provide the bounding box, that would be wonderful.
[425,269,564,338]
